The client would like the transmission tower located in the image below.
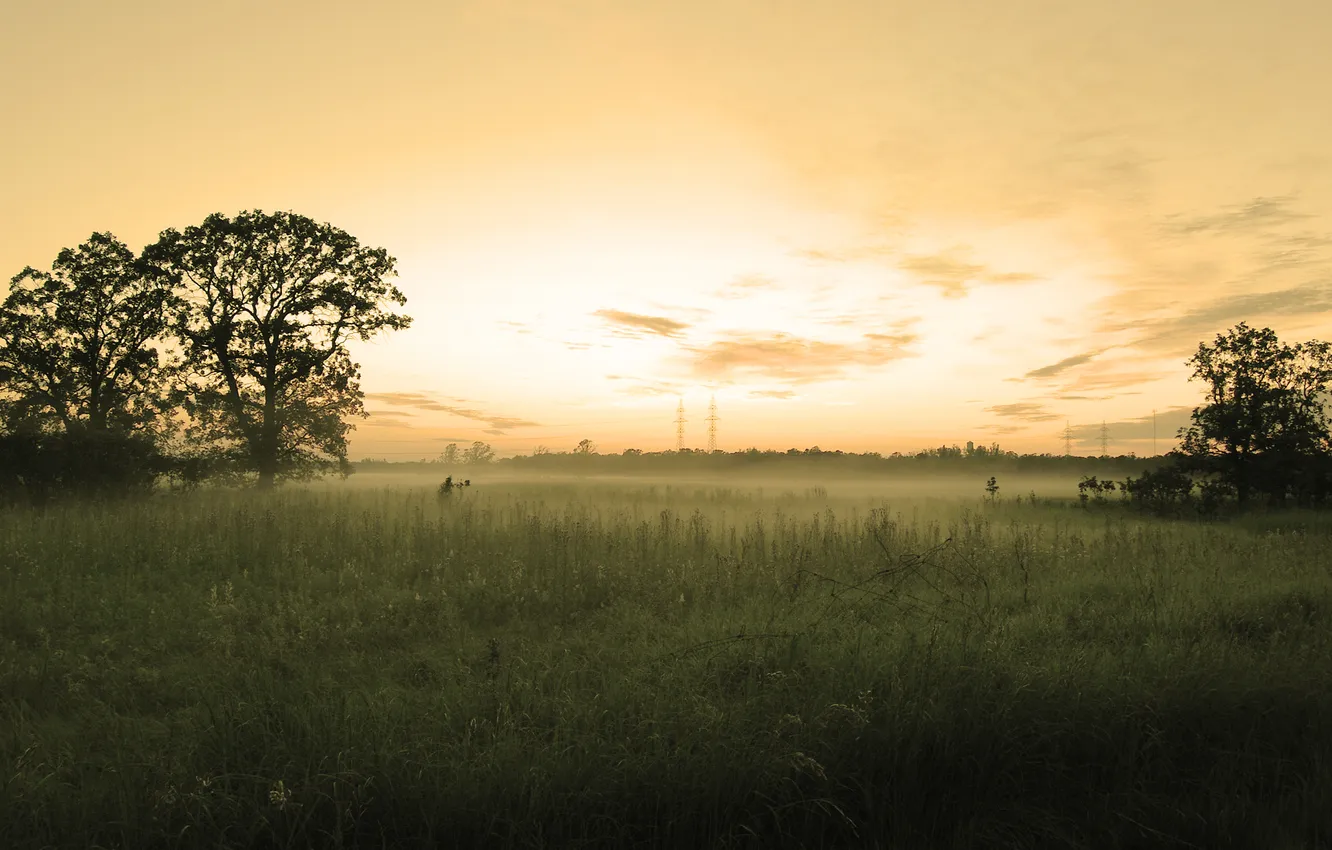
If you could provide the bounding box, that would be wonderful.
[1062,420,1074,457]
[675,398,686,451]
[1152,409,1157,456]
[706,395,719,453]
[1100,421,1109,458]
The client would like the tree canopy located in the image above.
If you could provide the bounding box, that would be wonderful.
[0,232,174,435]
[143,210,411,487]
[1176,322,1332,504]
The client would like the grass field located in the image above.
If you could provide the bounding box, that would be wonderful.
[4,474,1332,848]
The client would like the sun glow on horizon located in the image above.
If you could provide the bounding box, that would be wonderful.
[5,0,1331,459]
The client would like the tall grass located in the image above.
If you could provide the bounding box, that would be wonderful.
[3,481,1331,848]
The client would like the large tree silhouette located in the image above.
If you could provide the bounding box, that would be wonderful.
[144,211,411,488]
[1176,322,1332,504]
[0,232,174,435]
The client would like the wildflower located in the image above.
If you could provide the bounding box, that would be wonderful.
[269,779,292,811]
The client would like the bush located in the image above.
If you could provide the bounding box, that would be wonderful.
[0,429,168,503]
[1122,466,1197,515]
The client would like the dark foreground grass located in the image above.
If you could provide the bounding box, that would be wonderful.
[3,482,1332,849]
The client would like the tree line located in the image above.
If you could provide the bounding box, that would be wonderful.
[0,211,411,501]
[412,322,1332,515]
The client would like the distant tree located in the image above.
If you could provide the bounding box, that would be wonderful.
[143,210,411,488]
[0,233,174,436]
[464,441,495,465]
[622,447,643,456]
[574,438,597,454]
[1176,323,1332,505]
[984,476,999,501]
[437,443,462,465]
[532,445,551,456]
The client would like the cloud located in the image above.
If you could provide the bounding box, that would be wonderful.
[361,409,417,428]
[496,320,533,335]
[1120,279,1332,353]
[897,254,986,297]
[714,273,780,299]
[791,243,897,264]
[1024,349,1108,380]
[977,424,1025,435]
[985,271,1043,284]
[794,239,1041,298]
[897,251,1045,298]
[1061,370,1168,393]
[619,383,682,397]
[592,308,691,339]
[686,330,918,384]
[749,389,796,399]
[364,392,541,431]
[1163,195,1313,236]
[983,402,1061,422]
[604,375,683,397]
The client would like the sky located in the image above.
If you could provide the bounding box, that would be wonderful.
[4,0,1332,459]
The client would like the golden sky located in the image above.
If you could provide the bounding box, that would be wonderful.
[5,0,1332,458]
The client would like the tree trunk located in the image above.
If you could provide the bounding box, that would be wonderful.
[255,414,280,489]
[256,458,277,489]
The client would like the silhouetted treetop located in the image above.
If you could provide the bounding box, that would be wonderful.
[143,210,412,488]
[0,232,174,435]
[1176,322,1332,505]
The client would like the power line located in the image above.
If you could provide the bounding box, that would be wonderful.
[706,395,719,453]
[675,398,686,451]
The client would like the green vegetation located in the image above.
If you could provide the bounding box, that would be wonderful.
[5,480,1331,848]
[1,213,410,500]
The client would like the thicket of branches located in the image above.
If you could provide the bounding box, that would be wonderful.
[0,213,410,503]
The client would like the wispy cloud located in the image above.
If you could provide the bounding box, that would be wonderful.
[605,375,683,397]
[686,330,918,384]
[897,254,985,297]
[1119,279,1332,353]
[1163,195,1313,236]
[1024,349,1109,380]
[1061,370,1168,393]
[361,409,417,428]
[898,251,1044,297]
[364,392,541,434]
[791,243,897,264]
[983,402,1061,422]
[977,424,1025,435]
[797,241,1041,298]
[714,273,780,299]
[592,308,691,339]
[749,389,797,399]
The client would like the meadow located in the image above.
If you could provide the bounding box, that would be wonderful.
[3,472,1332,849]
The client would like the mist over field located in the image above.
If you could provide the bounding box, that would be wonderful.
[6,474,1332,848]
[7,0,1332,846]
